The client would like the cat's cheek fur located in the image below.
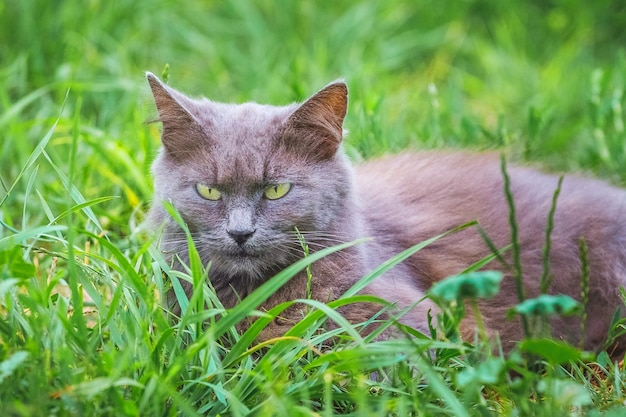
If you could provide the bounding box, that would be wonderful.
[294,156,353,229]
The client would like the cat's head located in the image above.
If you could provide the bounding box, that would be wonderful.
[147,73,355,282]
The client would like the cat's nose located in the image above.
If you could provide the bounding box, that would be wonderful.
[227,228,256,246]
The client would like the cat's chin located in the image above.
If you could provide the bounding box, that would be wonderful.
[209,249,282,282]
[217,247,259,263]
[217,260,268,282]
[226,247,259,258]
[211,247,289,281]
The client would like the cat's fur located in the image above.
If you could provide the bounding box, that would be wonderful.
[146,73,626,354]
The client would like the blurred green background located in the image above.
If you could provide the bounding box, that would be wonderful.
[1,0,625,232]
[2,2,626,414]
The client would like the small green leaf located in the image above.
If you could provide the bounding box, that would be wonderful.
[73,377,144,398]
[0,351,29,383]
[537,378,592,408]
[519,338,582,364]
[429,271,503,303]
[161,63,170,83]
[596,350,611,367]
[456,357,506,386]
[0,246,35,279]
[514,294,581,317]
[0,278,19,299]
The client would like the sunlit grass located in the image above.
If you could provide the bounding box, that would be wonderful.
[1,0,626,415]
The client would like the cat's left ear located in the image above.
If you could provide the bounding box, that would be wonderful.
[146,72,207,158]
[282,81,348,160]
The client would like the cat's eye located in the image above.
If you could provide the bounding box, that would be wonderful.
[264,182,291,200]
[195,183,222,201]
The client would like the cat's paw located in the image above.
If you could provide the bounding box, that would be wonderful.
[255,315,298,343]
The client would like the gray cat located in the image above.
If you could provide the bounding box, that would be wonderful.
[146,73,626,355]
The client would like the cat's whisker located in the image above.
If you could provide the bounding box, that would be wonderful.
[290,231,352,239]
[286,233,350,244]
[278,243,355,267]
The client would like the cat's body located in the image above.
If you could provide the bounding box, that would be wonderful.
[358,153,626,350]
[147,73,626,354]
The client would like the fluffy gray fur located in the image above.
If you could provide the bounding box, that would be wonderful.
[147,73,626,354]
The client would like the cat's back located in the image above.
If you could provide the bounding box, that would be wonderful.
[356,151,506,219]
[355,151,626,351]
[355,150,626,255]
[355,151,517,237]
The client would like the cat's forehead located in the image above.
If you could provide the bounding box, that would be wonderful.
[197,143,295,187]
[200,101,296,143]
[192,101,298,184]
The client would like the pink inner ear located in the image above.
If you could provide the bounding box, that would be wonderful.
[295,82,348,132]
[280,82,348,161]
[146,74,208,157]
[147,74,194,123]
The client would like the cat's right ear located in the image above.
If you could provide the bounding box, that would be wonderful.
[282,81,348,161]
[146,72,206,158]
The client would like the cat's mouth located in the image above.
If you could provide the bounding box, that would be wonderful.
[226,246,260,259]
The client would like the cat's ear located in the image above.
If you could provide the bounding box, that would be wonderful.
[146,72,206,158]
[282,81,348,160]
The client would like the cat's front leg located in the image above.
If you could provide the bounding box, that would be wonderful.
[247,261,370,342]
[250,270,336,341]
[254,300,388,344]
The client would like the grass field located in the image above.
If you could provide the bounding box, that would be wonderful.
[2,0,626,415]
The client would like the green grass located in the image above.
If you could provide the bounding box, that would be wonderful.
[2,0,626,415]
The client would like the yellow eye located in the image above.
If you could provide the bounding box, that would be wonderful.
[195,183,222,201]
[264,182,291,200]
